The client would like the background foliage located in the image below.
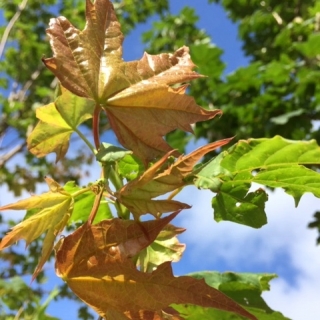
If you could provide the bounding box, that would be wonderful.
[1,0,320,318]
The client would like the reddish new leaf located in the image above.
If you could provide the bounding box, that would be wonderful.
[155,138,233,182]
[55,213,256,320]
[116,139,232,219]
[43,0,221,163]
[116,150,190,219]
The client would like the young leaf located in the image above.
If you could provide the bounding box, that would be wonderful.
[27,89,95,161]
[195,136,320,228]
[136,224,186,273]
[116,150,191,219]
[118,154,145,181]
[0,177,73,279]
[55,213,256,320]
[116,139,232,219]
[96,143,132,163]
[171,271,290,320]
[42,0,222,163]
[63,181,113,223]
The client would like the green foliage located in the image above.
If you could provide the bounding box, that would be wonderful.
[195,136,320,227]
[63,181,113,223]
[0,276,59,320]
[27,90,95,161]
[172,271,290,320]
[196,0,320,143]
[117,154,145,180]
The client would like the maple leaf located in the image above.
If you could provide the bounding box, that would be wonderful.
[27,89,95,162]
[105,307,183,320]
[0,177,73,279]
[55,213,256,320]
[116,138,232,219]
[56,211,181,277]
[136,224,186,273]
[42,0,222,163]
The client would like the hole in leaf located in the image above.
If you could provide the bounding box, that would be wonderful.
[236,202,241,207]
[251,170,258,176]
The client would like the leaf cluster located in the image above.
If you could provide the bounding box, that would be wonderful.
[1,0,320,319]
[1,1,257,319]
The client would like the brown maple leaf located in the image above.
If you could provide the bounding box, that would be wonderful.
[55,212,256,320]
[42,0,222,163]
[116,138,232,219]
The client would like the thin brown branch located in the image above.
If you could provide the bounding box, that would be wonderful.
[0,0,29,60]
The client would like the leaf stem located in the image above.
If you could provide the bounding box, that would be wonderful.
[114,199,130,220]
[108,164,123,190]
[71,186,93,198]
[74,127,96,155]
[88,185,104,225]
[167,187,183,200]
[71,180,104,198]
[106,164,130,219]
[93,105,101,150]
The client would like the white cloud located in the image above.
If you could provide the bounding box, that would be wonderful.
[174,185,320,320]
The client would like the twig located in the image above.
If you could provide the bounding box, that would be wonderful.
[0,0,29,60]
[74,127,97,155]
[88,185,104,225]
[18,67,43,102]
[0,141,26,167]
[0,125,32,167]
[93,105,101,150]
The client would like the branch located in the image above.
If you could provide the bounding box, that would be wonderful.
[7,65,43,105]
[0,124,32,166]
[17,67,43,102]
[0,0,29,60]
[0,141,26,167]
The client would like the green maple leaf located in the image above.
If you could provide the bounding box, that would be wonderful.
[27,88,95,161]
[195,136,320,228]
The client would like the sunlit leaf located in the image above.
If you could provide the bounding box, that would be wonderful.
[118,154,145,181]
[116,150,190,219]
[117,139,232,219]
[137,224,186,273]
[27,89,95,162]
[42,0,221,163]
[55,212,256,320]
[0,177,73,279]
[63,181,113,223]
[195,136,320,227]
[96,143,132,163]
[171,271,290,320]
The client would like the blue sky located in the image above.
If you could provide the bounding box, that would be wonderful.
[1,1,320,319]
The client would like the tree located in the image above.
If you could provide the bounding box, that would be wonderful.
[1,0,320,319]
